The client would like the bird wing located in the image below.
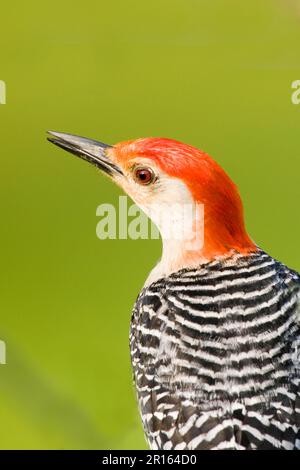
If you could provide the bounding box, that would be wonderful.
[130,259,300,450]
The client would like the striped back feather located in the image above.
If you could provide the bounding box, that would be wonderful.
[130,251,300,449]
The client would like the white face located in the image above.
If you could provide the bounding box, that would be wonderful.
[114,157,204,249]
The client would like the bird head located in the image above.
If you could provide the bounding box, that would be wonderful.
[48,132,256,279]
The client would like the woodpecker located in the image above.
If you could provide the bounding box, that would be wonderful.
[47,132,300,450]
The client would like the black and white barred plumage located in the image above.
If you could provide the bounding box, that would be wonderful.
[130,250,300,450]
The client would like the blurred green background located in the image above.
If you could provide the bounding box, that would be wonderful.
[0,0,300,449]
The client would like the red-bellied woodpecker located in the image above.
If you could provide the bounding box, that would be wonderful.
[47,132,300,450]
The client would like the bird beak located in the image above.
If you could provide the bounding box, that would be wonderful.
[47,131,123,176]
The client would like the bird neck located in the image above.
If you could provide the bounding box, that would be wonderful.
[144,200,257,286]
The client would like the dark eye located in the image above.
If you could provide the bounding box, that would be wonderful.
[133,167,156,185]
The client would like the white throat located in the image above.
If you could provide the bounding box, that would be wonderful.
[141,179,205,286]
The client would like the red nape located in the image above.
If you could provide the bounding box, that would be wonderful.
[113,138,257,260]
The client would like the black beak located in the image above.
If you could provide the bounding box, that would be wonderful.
[47,131,123,176]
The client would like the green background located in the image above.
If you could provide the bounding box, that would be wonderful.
[1,0,300,449]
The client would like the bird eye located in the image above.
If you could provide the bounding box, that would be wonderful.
[133,167,156,185]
